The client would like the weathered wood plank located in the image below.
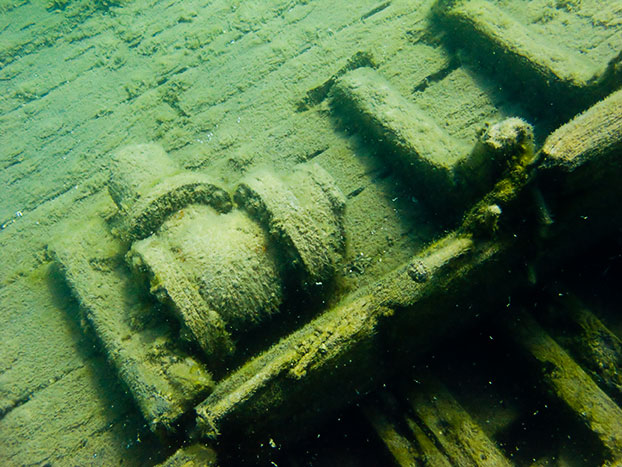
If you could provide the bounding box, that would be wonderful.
[506,311,622,461]
[0,361,167,466]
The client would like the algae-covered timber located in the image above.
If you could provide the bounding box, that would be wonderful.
[432,0,622,123]
[538,293,622,408]
[47,51,622,460]
[194,87,622,445]
[504,311,622,462]
[51,213,215,433]
[4,0,622,464]
[402,375,512,466]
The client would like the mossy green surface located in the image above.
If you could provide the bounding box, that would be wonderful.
[51,211,215,432]
[508,311,622,460]
[433,0,622,124]
[1,0,622,464]
[1,2,447,461]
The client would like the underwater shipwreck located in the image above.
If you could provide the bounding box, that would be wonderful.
[2,0,622,465]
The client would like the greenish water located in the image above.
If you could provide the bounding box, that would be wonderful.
[1,0,622,465]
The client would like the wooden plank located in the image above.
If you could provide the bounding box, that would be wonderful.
[0,361,166,466]
[540,293,622,404]
[404,376,511,467]
[506,311,622,460]
[52,213,214,432]
[363,390,453,467]
[363,402,424,467]
[433,0,622,123]
[0,269,91,417]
